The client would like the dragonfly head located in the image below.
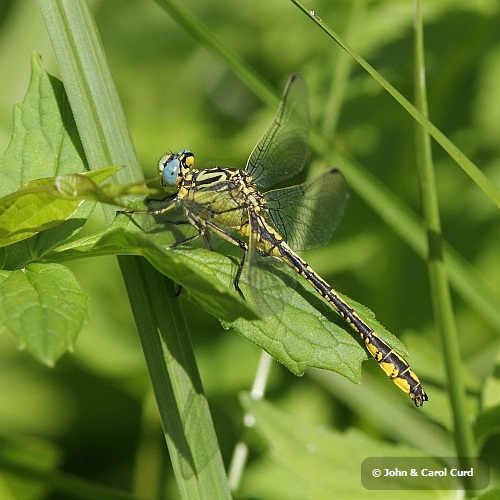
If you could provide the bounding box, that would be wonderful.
[158,149,194,187]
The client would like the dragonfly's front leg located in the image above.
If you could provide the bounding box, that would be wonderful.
[117,193,178,216]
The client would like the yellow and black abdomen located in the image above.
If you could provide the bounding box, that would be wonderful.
[268,224,428,407]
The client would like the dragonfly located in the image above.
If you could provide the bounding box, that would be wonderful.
[123,74,428,407]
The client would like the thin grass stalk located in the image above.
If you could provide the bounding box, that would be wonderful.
[289,0,500,208]
[412,1,477,492]
[227,351,273,491]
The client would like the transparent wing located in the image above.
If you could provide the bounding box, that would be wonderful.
[239,211,296,316]
[245,74,310,189]
[264,168,349,251]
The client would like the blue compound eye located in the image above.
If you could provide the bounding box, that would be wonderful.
[159,155,180,186]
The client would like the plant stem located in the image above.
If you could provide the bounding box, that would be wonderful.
[412,0,476,492]
[38,0,230,497]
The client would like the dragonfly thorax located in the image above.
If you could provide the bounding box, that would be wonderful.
[180,167,265,229]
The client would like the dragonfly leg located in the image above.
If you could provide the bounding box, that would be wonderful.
[202,230,215,251]
[169,219,215,251]
[203,220,249,299]
[145,192,177,204]
[233,247,248,299]
[117,194,178,216]
[170,212,206,248]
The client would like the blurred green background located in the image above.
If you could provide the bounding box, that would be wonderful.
[0,0,499,497]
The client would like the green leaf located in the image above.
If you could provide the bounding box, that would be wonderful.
[53,171,158,204]
[0,52,115,251]
[228,268,407,380]
[226,262,366,380]
[0,263,87,366]
[0,168,121,248]
[239,394,440,498]
[44,216,256,322]
[0,53,86,198]
[47,213,406,383]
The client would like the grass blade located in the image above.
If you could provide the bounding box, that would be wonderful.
[38,0,230,497]
[412,0,476,490]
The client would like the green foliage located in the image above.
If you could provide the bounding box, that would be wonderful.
[0,263,87,366]
[0,168,121,247]
[0,0,498,498]
[239,393,447,498]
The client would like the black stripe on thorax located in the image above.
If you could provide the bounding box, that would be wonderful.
[193,168,239,187]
